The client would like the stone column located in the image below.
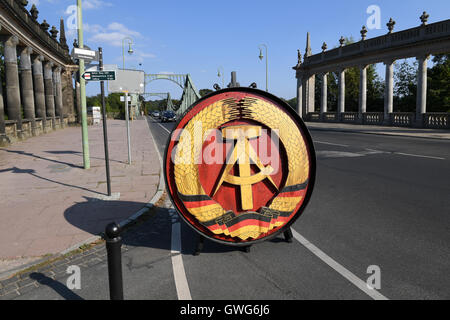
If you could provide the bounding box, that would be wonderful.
[338,68,345,120]
[306,74,316,113]
[296,76,303,117]
[44,61,56,129]
[0,63,5,140]
[416,55,429,126]
[359,65,367,122]
[19,47,36,135]
[32,55,47,130]
[53,67,64,128]
[384,60,395,124]
[301,76,308,120]
[320,73,328,119]
[4,35,23,135]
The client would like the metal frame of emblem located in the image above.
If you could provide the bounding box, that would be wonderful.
[164,87,316,247]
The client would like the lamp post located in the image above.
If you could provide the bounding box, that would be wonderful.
[122,37,134,69]
[258,44,268,92]
[217,66,224,88]
[77,0,90,169]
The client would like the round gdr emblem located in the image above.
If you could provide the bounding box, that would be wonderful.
[164,88,316,246]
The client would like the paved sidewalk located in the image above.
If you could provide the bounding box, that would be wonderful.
[0,119,160,277]
[306,122,450,140]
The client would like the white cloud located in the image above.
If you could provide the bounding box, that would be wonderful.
[89,22,141,47]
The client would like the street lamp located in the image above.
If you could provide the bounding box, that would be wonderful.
[258,44,268,92]
[122,37,134,69]
[217,66,224,88]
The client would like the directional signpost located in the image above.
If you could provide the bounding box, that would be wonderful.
[82,71,116,81]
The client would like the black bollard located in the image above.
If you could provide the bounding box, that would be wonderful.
[105,222,124,300]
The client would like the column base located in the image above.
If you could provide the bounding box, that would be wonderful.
[0,134,11,147]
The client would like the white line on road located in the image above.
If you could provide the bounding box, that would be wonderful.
[394,152,445,160]
[314,141,349,147]
[148,117,192,301]
[291,229,389,300]
[170,211,192,300]
[157,122,172,134]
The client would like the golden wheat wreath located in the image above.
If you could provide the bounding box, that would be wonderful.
[172,95,311,241]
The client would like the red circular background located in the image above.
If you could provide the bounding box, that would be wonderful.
[165,90,312,244]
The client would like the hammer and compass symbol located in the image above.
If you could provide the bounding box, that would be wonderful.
[212,125,278,211]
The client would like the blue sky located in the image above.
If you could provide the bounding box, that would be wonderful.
[28,0,450,100]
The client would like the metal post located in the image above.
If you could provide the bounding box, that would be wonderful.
[105,223,124,300]
[125,92,131,164]
[99,48,112,196]
[77,0,90,169]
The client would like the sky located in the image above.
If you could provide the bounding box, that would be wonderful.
[27,0,450,100]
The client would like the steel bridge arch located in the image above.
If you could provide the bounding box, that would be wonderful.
[144,73,201,115]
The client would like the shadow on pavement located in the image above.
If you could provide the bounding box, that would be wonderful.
[64,199,246,255]
[1,149,83,169]
[45,150,127,165]
[0,167,103,195]
[29,273,84,300]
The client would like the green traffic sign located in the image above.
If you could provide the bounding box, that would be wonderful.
[82,71,116,81]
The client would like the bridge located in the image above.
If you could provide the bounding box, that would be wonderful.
[294,13,450,129]
[144,73,201,116]
[142,92,175,111]
[0,0,77,146]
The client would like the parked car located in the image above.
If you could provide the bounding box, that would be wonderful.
[161,111,177,122]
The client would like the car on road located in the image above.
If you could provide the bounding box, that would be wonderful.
[151,111,160,118]
[161,111,177,123]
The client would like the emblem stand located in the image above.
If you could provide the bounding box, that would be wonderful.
[193,228,294,256]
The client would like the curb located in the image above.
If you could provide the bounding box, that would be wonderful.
[0,117,166,281]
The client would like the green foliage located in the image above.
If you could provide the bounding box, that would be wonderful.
[199,89,214,97]
[428,54,450,112]
[394,59,417,112]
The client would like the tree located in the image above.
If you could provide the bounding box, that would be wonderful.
[394,59,417,112]
[428,54,450,112]
[199,89,213,97]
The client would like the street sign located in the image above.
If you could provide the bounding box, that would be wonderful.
[72,47,99,61]
[82,71,116,81]
[108,69,145,94]
[164,88,316,246]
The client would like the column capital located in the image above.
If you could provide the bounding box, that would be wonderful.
[53,66,62,73]
[44,61,55,68]
[32,54,45,62]
[383,58,396,66]
[416,54,430,61]
[19,46,33,55]
[5,35,19,47]
[359,64,368,70]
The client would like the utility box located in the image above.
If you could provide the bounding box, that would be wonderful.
[88,106,101,125]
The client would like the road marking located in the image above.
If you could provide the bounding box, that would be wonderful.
[316,151,364,158]
[291,229,389,300]
[156,121,171,134]
[394,152,445,160]
[148,117,192,301]
[170,211,192,300]
[314,141,349,147]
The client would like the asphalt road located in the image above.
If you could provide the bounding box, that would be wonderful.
[8,116,449,300]
[148,116,450,300]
